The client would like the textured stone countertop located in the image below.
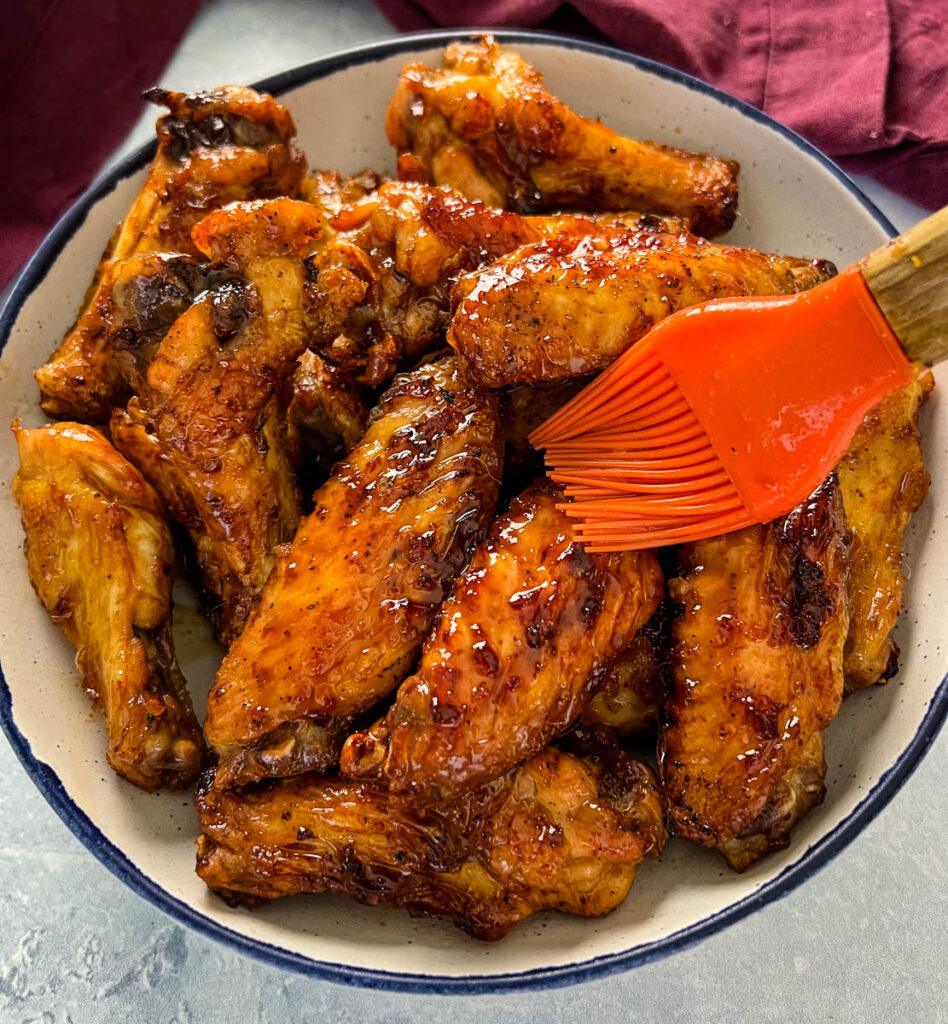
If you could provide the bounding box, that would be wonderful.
[1,2,945,1021]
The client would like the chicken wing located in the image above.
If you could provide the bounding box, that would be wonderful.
[117,86,305,259]
[36,87,306,422]
[581,601,673,736]
[195,734,666,940]
[301,167,382,218]
[35,254,209,421]
[387,38,738,235]
[502,380,585,488]
[111,199,323,646]
[837,364,933,691]
[305,181,687,387]
[12,422,205,790]
[341,480,663,802]
[449,230,836,387]
[659,476,849,871]
[204,358,503,787]
[282,348,369,478]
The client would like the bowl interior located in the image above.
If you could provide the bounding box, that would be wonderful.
[0,35,944,990]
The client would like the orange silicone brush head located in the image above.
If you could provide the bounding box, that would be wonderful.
[530,267,915,551]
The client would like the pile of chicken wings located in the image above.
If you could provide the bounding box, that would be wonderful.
[13,38,931,940]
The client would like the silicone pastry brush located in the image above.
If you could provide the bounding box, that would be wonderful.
[530,206,948,551]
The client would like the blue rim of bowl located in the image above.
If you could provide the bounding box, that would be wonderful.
[0,28,943,996]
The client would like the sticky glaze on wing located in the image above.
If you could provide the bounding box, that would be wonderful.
[112,199,322,645]
[659,476,849,871]
[448,230,836,388]
[386,37,738,235]
[341,479,662,801]
[36,86,305,422]
[837,363,933,691]
[204,358,503,786]
[305,180,689,389]
[195,735,665,940]
[581,601,674,736]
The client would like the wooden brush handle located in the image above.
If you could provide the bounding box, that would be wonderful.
[861,204,948,364]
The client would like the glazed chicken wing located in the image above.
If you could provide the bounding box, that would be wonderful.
[111,199,323,646]
[306,181,686,387]
[581,601,673,736]
[196,734,666,940]
[387,38,738,235]
[341,480,662,802]
[659,476,849,871]
[301,167,382,218]
[837,364,933,690]
[36,86,306,422]
[502,380,585,486]
[117,86,305,259]
[204,358,503,787]
[282,348,369,476]
[12,422,205,790]
[35,254,209,421]
[449,230,836,388]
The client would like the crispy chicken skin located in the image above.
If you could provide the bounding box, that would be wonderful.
[195,734,666,940]
[502,380,585,485]
[283,348,369,471]
[449,230,836,388]
[341,480,663,802]
[837,364,933,691]
[111,199,323,646]
[581,602,673,736]
[36,87,305,422]
[387,38,738,235]
[301,167,382,218]
[12,422,205,790]
[538,209,688,235]
[115,86,305,260]
[305,181,687,388]
[204,359,503,787]
[35,254,209,421]
[659,477,849,871]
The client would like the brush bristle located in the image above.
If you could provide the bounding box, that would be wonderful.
[531,336,751,549]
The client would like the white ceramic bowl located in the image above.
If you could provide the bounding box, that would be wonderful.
[0,30,945,994]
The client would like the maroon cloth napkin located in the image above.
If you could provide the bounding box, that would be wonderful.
[1,0,200,291]
[373,0,947,213]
